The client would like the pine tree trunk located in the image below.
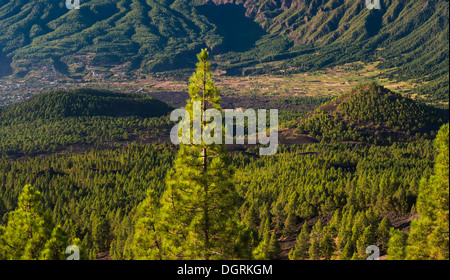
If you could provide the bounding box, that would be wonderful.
[202,68,210,259]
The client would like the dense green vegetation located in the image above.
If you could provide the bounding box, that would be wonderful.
[128,49,250,260]
[404,124,449,260]
[0,0,447,100]
[297,83,449,144]
[1,88,171,120]
[0,144,174,259]
[0,88,172,155]
[0,85,447,260]
[0,49,448,260]
[0,108,447,260]
[0,185,75,260]
[0,139,441,259]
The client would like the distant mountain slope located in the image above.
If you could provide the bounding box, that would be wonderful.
[225,0,449,100]
[297,83,449,144]
[0,0,448,100]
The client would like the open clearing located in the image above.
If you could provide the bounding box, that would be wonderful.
[0,61,436,108]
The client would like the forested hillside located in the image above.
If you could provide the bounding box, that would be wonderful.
[0,0,447,100]
[297,83,449,144]
[0,88,172,155]
[0,129,443,259]
[0,50,448,260]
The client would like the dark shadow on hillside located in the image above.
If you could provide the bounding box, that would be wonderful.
[0,54,13,77]
[365,9,383,37]
[196,3,267,53]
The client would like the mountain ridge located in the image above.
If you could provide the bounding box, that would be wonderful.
[0,0,448,100]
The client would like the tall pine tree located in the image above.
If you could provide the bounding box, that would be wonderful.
[131,49,248,260]
[406,124,449,260]
[0,185,68,260]
[387,228,408,260]
[289,221,310,260]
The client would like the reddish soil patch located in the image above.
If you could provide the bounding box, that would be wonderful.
[279,129,319,145]
[382,212,419,233]
[96,252,112,260]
